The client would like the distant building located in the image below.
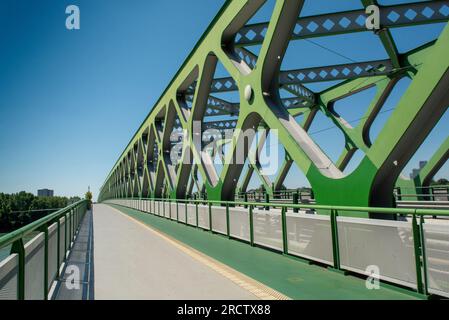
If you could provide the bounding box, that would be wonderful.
[409,161,428,179]
[38,189,54,197]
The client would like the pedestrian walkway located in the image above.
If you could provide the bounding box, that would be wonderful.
[92,204,260,299]
[52,209,94,300]
[106,203,421,300]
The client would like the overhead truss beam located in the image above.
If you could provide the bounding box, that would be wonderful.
[235,1,449,46]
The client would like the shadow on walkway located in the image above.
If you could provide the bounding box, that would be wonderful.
[52,208,95,300]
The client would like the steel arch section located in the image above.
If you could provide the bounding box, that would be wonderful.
[99,0,449,217]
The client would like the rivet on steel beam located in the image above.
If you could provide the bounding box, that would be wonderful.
[244,85,253,102]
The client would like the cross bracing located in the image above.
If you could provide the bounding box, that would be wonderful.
[99,0,449,218]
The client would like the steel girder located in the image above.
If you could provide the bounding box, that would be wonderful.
[99,0,449,218]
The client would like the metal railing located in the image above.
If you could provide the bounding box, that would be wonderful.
[1,208,62,234]
[106,197,449,299]
[394,185,449,201]
[0,200,89,300]
[232,185,449,202]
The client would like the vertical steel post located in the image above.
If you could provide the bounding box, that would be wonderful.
[419,215,429,296]
[38,225,49,300]
[10,239,25,300]
[56,219,60,276]
[265,193,269,210]
[293,192,299,213]
[64,213,68,259]
[249,205,254,246]
[226,203,230,238]
[69,210,72,248]
[330,209,341,270]
[281,207,288,254]
[244,193,248,209]
[209,202,213,231]
[412,214,424,294]
[195,202,199,227]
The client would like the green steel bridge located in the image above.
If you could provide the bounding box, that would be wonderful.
[1,0,449,300]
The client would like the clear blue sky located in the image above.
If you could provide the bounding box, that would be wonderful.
[0,0,447,199]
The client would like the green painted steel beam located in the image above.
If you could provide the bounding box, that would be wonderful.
[235,1,449,46]
[99,1,449,220]
[419,137,449,186]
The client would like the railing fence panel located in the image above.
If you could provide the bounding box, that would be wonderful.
[286,213,333,265]
[229,207,250,242]
[211,207,227,235]
[337,216,417,289]
[252,208,283,251]
[0,254,18,300]
[423,222,449,298]
[24,233,45,300]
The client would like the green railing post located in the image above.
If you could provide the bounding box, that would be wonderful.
[38,225,49,300]
[56,219,60,276]
[75,207,78,234]
[281,207,288,254]
[209,203,213,232]
[419,215,429,296]
[166,201,169,219]
[330,209,341,270]
[75,207,81,234]
[249,205,254,246]
[226,203,230,238]
[265,193,269,210]
[293,192,299,213]
[195,203,199,227]
[412,214,424,294]
[74,207,77,235]
[69,210,72,248]
[244,193,248,209]
[64,213,68,259]
[396,187,402,201]
[10,239,25,300]
[74,207,77,236]
[76,207,78,232]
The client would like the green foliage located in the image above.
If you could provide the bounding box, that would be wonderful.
[85,191,93,210]
[68,196,82,204]
[85,191,93,201]
[0,192,76,233]
[431,178,449,186]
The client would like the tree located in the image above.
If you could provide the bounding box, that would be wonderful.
[85,191,93,209]
[0,192,74,233]
[435,178,449,186]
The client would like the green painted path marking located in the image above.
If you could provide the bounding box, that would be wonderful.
[109,204,420,300]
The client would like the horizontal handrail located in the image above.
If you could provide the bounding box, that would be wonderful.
[8,208,61,214]
[118,197,449,217]
[0,200,88,250]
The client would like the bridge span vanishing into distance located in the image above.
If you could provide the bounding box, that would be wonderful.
[1,0,449,300]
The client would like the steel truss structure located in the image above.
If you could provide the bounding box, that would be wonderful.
[99,0,449,217]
